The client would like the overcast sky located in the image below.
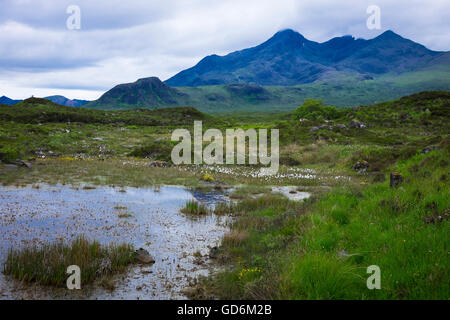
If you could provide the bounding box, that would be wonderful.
[1,0,449,100]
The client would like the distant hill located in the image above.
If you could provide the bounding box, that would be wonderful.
[0,97,219,127]
[85,70,450,113]
[85,77,187,109]
[0,95,89,107]
[0,96,22,105]
[165,29,447,86]
[44,95,89,107]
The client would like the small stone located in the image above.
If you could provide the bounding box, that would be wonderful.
[135,248,155,264]
[148,160,171,168]
[421,145,437,154]
[209,246,220,259]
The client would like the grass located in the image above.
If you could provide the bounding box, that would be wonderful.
[0,91,449,299]
[180,199,210,215]
[3,237,135,287]
[201,145,449,299]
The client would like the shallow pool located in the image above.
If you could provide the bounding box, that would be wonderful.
[0,185,230,300]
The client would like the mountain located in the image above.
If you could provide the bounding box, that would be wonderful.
[165,29,446,86]
[85,77,188,109]
[84,71,450,113]
[0,95,89,107]
[44,95,89,107]
[0,96,22,105]
[85,29,450,112]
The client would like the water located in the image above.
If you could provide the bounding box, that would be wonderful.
[0,185,230,300]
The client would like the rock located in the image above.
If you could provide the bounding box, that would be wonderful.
[148,160,171,168]
[318,124,334,130]
[337,250,349,259]
[209,246,220,259]
[349,119,366,129]
[390,172,403,188]
[421,145,437,154]
[399,113,412,120]
[2,164,18,169]
[422,209,450,224]
[353,160,369,172]
[335,124,347,130]
[135,248,155,264]
[17,160,31,169]
[309,126,319,133]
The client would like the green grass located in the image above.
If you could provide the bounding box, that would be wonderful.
[3,237,135,287]
[180,199,210,215]
[204,145,449,299]
[0,90,449,299]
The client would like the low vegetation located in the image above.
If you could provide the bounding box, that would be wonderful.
[180,199,210,215]
[0,91,449,300]
[3,237,135,287]
[201,145,449,299]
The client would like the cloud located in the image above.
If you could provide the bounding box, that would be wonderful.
[0,0,449,99]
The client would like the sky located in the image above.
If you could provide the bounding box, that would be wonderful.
[1,0,449,100]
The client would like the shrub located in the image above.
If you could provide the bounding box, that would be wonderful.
[292,99,343,121]
[128,139,176,162]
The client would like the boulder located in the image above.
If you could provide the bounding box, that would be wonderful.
[18,160,31,169]
[335,124,347,130]
[135,248,155,264]
[353,160,369,172]
[319,124,333,130]
[421,145,437,154]
[309,126,319,133]
[349,119,366,129]
[399,113,412,120]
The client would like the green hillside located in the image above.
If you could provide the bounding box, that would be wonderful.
[85,71,450,113]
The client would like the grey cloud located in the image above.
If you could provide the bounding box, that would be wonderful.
[0,0,448,99]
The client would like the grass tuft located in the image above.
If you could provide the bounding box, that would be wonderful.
[3,236,135,287]
[180,199,210,215]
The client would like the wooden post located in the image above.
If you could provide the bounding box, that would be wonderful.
[390,172,403,187]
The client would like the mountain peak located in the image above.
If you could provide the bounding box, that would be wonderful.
[268,29,306,42]
[136,76,163,84]
[376,30,403,40]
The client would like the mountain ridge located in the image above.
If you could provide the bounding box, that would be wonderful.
[0,95,90,107]
[165,29,445,86]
